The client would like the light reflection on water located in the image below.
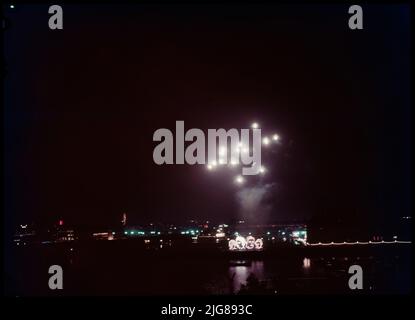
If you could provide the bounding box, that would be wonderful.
[224,255,409,294]
[227,258,315,293]
[228,261,265,292]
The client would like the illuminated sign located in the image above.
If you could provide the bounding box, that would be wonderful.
[228,236,263,251]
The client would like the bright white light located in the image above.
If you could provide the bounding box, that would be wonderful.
[219,146,226,156]
[207,161,217,170]
[235,175,244,184]
[228,239,237,250]
[230,160,238,166]
[229,236,263,251]
[303,258,311,269]
[246,236,255,249]
[251,122,259,129]
[219,158,226,165]
[259,166,266,174]
[235,236,247,249]
[272,134,280,141]
[262,137,270,145]
[255,238,263,250]
[10,5,15,9]
[242,147,249,154]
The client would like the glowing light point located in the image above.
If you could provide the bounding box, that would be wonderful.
[251,122,259,129]
[235,175,244,184]
[219,146,227,156]
[209,161,217,168]
[10,5,15,9]
[262,137,270,145]
[207,164,213,170]
[272,134,280,141]
[259,166,266,174]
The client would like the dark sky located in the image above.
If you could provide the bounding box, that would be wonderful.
[4,4,411,229]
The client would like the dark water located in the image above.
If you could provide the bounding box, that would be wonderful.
[5,241,412,296]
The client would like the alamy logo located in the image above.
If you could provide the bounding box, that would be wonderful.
[48,5,63,30]
[348,5,363,30]
[153,121,262,175]
[348,264,363,290]
[48,265,63,290]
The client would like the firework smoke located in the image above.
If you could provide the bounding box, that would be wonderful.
[236,183,275,224]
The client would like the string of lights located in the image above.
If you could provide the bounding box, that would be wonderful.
[306,240,411,246]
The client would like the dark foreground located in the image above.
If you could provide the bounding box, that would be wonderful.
[5,240,412,296]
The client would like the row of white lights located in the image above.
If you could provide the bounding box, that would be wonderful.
[307,240,411,246]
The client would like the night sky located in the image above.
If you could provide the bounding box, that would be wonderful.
[4,4,411,231]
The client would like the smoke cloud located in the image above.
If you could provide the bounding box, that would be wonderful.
[236,183,275,224]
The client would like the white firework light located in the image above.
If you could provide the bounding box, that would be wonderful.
[206,122,280,185]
